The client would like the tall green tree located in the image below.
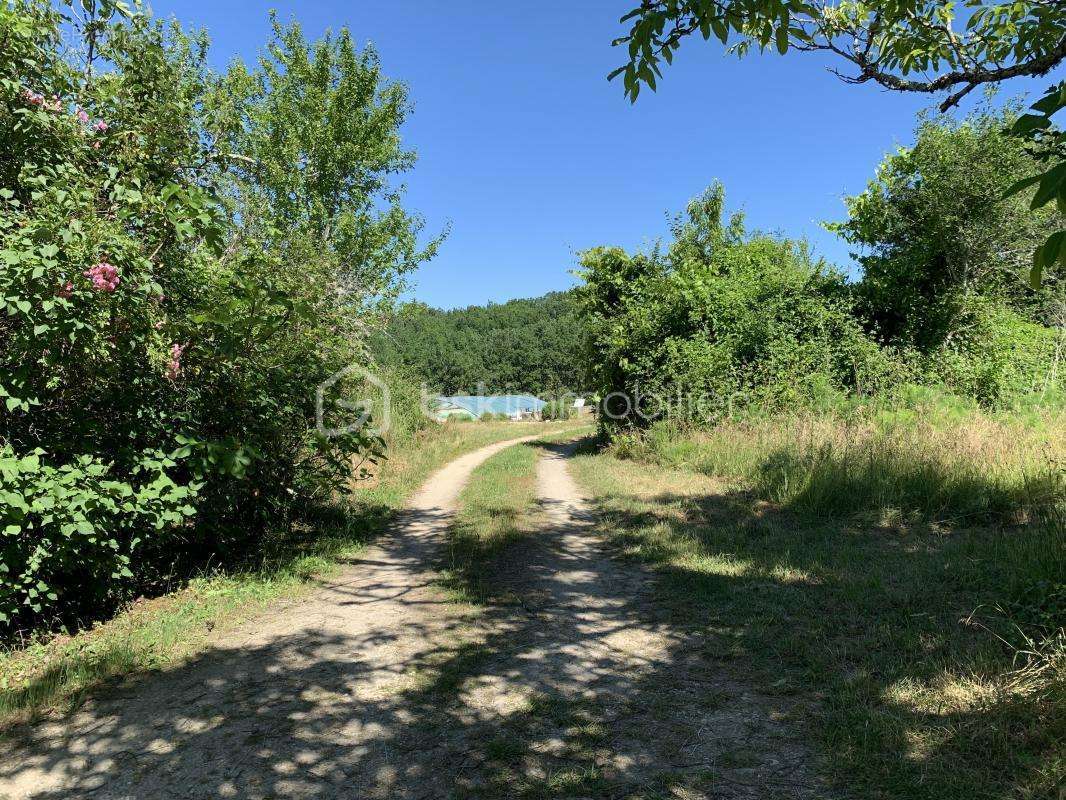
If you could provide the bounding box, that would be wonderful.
[607,2,1066,280]
[0,1,436,628]
[836,104,1062,350]
[837,105,1064,401]
[207,16,441,316]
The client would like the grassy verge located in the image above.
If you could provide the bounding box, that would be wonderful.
[443,442,541,604]
[612,397,1063,527]
[0,420,571,727]
[569,411,1064,799]
[443,425,593,604]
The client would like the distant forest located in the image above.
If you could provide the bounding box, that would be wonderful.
[374,292,586,396]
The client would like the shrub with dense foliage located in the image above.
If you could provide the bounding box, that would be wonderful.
[0,1,437,630]
[835,104,1063,404]
[577,183,894,426]
[577,108,1064,428]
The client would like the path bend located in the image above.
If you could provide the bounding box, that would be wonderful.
[0,433,829,800]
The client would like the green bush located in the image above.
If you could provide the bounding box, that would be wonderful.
[834,104,1063,405]
[836,105,1062,350]
[577,110,1064,425]
[541,399,576,420]
[924,305,1062,404]
[0,446,198,622]
[576,184,894,426]
[0,2,436,630]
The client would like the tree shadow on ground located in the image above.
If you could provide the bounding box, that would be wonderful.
[576,443,1062,800]
[0,440,836,800]
[0,497,396,724]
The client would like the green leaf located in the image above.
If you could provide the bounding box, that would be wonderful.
[775,24,789,54]
[1030,162,1066,209]
[1012,113,1051,136]
[1031,229,1066,288]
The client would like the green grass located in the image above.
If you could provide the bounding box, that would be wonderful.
[442,440,545,604]
[613,400,1064,526]
[569,420,1065,800]
[443,425,594,604]
[0,420,573,727]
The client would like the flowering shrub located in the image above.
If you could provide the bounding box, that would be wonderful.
[166,343,186,381]
[83,262,120,293]
[0,1,437,629]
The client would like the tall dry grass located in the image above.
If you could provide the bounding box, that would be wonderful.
[611,401,1065,525]
[586,395,1065,797]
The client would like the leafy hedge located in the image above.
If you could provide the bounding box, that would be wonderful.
[576,107,1064,428]
[0,2,436,630]
[577,184,900,426]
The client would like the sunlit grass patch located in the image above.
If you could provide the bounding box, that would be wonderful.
[569,424,1065,800]
[443,442,541,604]
[0,421,568,727]
[611,403,1065,526]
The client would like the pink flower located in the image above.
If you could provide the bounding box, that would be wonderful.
[153,320,164,330]
[21,89,44,106]
[93,120,108,132]
[166,343,187,381]
[83,262,120,293]
[76,108,90,124]
[57,281,73,299]
[92,141,100,150]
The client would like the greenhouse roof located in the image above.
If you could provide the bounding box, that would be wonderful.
[437,395,545,416]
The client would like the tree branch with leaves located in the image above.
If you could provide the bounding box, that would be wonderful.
[609,1,1066,284]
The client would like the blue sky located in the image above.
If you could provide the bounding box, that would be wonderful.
[148,1,1033,309]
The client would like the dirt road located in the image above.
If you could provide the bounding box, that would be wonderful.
[0,436,828,799]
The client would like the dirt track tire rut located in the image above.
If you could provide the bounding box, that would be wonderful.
[0,435,832,799]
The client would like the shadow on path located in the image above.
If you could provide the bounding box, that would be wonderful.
[0,437,834,799]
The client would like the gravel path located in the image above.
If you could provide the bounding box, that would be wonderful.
[0,436,831,800]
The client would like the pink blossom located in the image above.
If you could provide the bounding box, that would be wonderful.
[76,108,90,124]
[153,320,164,330]
[83,262,120,293]
[21,89,44,106]
[166,343,187,381]
[93,120,108,132]
[92,141,100,150]
[57,281,74,299]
